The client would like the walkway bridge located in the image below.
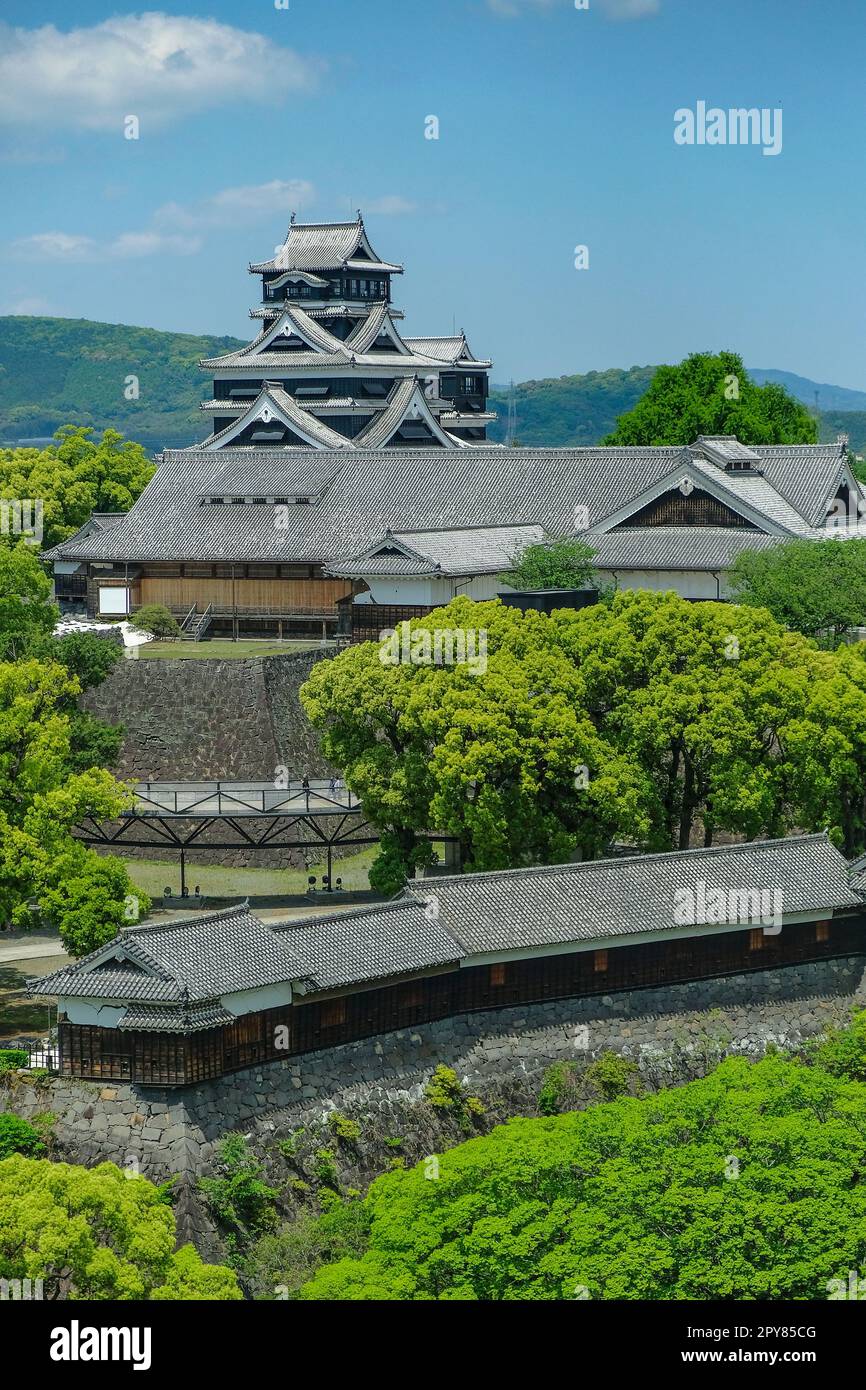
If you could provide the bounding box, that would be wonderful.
[75,779,454,893]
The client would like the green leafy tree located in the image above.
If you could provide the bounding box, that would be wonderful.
[301,1049,866,1300]
[0,659,147,952]
[729,536,866,647]
[0,545,56,660]
[776,643,866,856]
[603,351,817,446]
[304,590,852,875]
[0,426,154,550]
[301,597,651,882]
[27,630,125,773]
[550,589,823,849]
[0,1154,241,1299]
[501,536,597,591]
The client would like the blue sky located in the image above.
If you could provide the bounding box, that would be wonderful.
[0,0,864,388]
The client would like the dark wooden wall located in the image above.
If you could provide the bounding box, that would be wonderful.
[57,913,866,1087]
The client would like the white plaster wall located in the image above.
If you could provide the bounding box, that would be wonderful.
[364,574,513,606]
[597,568,726,601]
[222,982,294,1016]
[62,998,126,1027]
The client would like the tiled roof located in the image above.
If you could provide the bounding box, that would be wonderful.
[118,1000,236,1033]
[325,524,544,577]
[204,385,353,451]
[44,442,848,567]
[689,458,811,535]
[201,348,458,371]
[588,527,782,571]
[403,333,489,367]
[273,898,463,991]
[250,218,402,274]
[31,903,303,1004]
[200,454,344,499]
[30,838,863,1014]
[403,834,861,957]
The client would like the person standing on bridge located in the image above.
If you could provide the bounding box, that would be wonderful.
[302,774,310,809]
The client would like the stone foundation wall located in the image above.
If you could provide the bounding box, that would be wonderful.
[82,650,335,866]
[4,956,864,1187]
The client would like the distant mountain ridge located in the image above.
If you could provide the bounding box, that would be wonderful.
[0,315,863,453]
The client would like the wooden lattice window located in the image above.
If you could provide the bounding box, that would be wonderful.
[320,999,347,1028]
[594,949,609,973]
[749,929,764,951]
[490,964,506,987]
[815,920,830,943]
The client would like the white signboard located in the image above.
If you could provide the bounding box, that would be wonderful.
[98,586,130,616]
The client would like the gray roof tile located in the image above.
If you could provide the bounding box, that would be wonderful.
[44,442,848,572]
[403,834,858,956]
[273,898,463,990]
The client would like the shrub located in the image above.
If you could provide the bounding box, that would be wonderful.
[132,604,181,639]
[0,1050,28,1072]
[424,1065,485,1128]
[0,1114,46,1159]
[538,1061,580,1116]
[313,1149,339,1188]
[278,1131,304,1160]
[424,1065,464,1109]
[198,1135,279,1236]
[328,1112,361,1144]
[585,1051,640,1101]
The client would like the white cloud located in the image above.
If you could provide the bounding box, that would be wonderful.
[487,0,659,17]
[0,143,65,166]
[10,229,201,262]
[11,232,98,262]
[7,178,317,266]
[4,296,57,315]
[154,180,317,232]
[0,12,321,131]
[364,195,418,216]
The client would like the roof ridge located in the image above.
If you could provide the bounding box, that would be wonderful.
[122,900,252,938]
[407,834,833,891]
[272,895,416,933]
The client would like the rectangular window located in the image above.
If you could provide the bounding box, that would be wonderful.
[320,999,347,1028]
[749,928,764,951]
[816,920,830,943]
[490,963,506,987]
[594,949,608,973]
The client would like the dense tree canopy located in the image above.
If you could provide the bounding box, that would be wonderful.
[301,589,866,884]
[603,352,817,446]
[0,545,141,951]
[0,425,154,549]
[500,537,597,591]
[729,536,866,646]
[301,1042,866,1300]
[0,1155,240,1300]
[0,657,147,952]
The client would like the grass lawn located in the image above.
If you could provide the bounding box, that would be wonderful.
[0,957,65,1039]
[135,638,330,661]
[123,844,382,897]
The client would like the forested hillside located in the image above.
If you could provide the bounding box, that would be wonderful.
[1,315,863,454]
[0,316,244,451]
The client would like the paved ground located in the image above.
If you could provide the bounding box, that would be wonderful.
[0,934,68,964]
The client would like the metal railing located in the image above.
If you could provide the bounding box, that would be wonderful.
[132,778,362,817]
[0,1037,59,1072]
